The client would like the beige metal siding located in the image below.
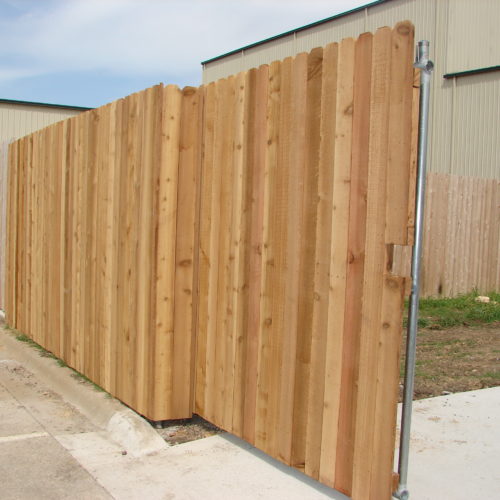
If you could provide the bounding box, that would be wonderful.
[0,103,81,142]
[202,0,500,180]
[294,10,365,52]
[451,71,500,178]
[242,37,297,72]
[446,0,500,74]
[364,0,434,40]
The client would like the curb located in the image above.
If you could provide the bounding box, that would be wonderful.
[0,325,167,456]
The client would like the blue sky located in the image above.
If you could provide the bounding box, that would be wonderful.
[0,0,367,108]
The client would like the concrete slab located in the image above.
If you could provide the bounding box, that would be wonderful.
[0,436,112,500]
[57,430,348,500]
[396,387,500,500]
[0,328,168,455]
[0,360,97,435]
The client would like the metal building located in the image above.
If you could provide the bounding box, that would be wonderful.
[202,0,500,180]
[0,98,91,143]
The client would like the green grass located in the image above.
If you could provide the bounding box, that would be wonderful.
[405,291,500,330]
[7,326,107,394]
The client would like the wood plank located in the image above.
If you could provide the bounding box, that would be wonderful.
[222,71,246,432]
[230,69,254,437]
[29,133,38,342]
[51,122,63,357]
[385,21,414,245]
[277,51,308,465]
[333,31,372,495]
[136,87,155,415]
[242,64,268,444]
[406,68,420,246]
[478,179,490,291]
[108,99,124,395]
[202,78,228,425]
[494,181,500,291]
[41,127,50,348]
[195,82,216,417]
[318,36,356,487]
[59,121,68,358]
[84,111,98,378]
[351,26,393,500]
[290,46,323,472]
[369,274,406,499]
[443,173,459,296]
[0,141,9,311]
[303,41,338,479]
[254,60,282,452]
[115,93,132,403]
[171,85,202,419]
[75,113,89,373]
[153,85,182,418]
[94,104,109,388]
[486,179,499,292]
[212,76,236,428]
[15,137,26,333]
[6,141,19,326]
[258,57,292,458]
[432,173,450,296]
[64,120,76,364]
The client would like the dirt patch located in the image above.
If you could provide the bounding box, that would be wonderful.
[400,322,500,400]
[155,415,222,446]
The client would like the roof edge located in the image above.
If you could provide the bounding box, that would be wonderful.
[201,0,391,65]
[0,98,93,111]
[443,65,500,79]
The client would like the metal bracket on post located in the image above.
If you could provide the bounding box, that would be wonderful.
[393,41,434,500]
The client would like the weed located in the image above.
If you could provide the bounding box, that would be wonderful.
[404,291,500,330]
[8,326,108,395]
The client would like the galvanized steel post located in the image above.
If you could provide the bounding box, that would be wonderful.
[394,40,434,500]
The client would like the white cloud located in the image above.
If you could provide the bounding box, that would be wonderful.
[0,0,368,83]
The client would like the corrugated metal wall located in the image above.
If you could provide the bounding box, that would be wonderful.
[0,103,82,142]
[446,0,500,74]
[202,0,500,179]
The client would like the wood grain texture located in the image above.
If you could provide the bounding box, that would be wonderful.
[4,85,199,421]
[351,25,393,500]
[334,31,372,495]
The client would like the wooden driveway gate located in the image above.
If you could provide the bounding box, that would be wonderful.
[6,22,417,500]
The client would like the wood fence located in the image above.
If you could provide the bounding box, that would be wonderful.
[194,24,416,499]
[422,172,500,296]
[392,172,500,296]
[5,85,201,420]
[0,140,9,310]
[6,22,417,500]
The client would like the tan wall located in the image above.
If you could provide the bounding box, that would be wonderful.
[0,103,82,142]
[203,0,500,180]
[446,0,500,74]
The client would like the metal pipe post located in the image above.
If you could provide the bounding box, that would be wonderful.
[394,41,434,500]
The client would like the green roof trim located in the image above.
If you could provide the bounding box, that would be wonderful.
[201,0,391,65]
[443,65,500,79]
[0,98,93,111]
